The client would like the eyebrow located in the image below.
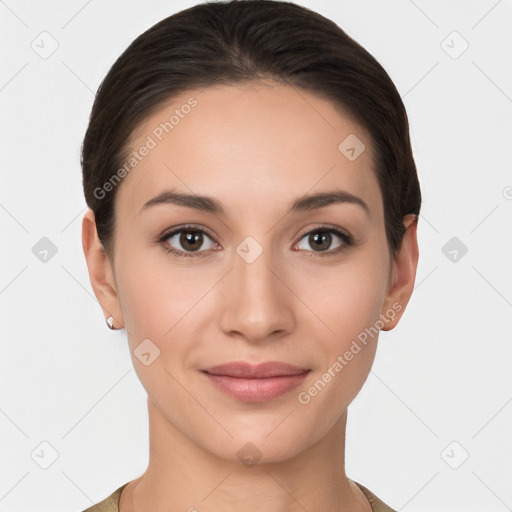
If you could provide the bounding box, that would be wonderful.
[140,188,370,216]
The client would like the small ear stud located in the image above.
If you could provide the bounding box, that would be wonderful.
[106,316,115,330]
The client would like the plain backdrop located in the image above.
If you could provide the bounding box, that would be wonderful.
[1,1,511,511]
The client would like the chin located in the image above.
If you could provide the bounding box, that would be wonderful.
[199,420,316,467]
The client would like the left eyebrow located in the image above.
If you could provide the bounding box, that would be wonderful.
[288,190,370,216]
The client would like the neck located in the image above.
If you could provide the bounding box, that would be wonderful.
[120,398,370,512]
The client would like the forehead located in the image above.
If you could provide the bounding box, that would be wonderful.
[116,82,382,220]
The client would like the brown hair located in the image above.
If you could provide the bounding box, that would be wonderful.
[81,0,421,258]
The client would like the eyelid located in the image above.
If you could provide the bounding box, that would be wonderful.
[295,223,353,243]
[293,223,354,255]
[158,224,218,244]
[156,224,220,260]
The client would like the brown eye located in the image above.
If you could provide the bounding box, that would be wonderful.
[308,231,333,252]
[163,228,218,255]
[294,227,353,256]
[179,231,204,251]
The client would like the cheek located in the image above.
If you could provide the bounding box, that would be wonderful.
[113,248,215,397]
[293,261,387,425]
[115,265,165,341]
[296,254,388,342]
[115,245,203,338]
[113,260,193,400]
[291,249,389,404]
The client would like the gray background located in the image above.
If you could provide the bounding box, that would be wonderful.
[1,1,511,511]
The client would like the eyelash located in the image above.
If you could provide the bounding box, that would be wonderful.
[157,224,354,259]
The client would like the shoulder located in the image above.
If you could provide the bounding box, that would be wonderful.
[354,481,397,512]
[81,483,129,512]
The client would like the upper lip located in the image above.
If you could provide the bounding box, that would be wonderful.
[202,361,310,379]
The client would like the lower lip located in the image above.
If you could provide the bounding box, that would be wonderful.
[202,371,310,402]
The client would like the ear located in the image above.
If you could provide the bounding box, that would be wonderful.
[380,213,419,331]
[82,208,124,329]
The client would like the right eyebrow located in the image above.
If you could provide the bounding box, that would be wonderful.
[140,189,225,216]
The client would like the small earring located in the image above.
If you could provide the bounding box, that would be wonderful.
[106,316,115,330]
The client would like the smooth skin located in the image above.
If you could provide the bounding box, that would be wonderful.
[83,81,419,512]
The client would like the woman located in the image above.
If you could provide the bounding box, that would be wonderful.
[81,1,420,510]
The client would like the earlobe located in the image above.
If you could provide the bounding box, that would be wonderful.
[81,208,124,329]
[380,213,419,331]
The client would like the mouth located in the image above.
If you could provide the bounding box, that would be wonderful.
[201,361,311,402]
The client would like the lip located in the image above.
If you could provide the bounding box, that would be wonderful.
[201,361,311,402]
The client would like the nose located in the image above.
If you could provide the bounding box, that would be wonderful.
[218,242,295,344]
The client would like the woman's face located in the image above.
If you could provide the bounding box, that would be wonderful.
[87,82,417,463]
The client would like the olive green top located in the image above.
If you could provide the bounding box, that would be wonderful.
[82,481,396,511]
